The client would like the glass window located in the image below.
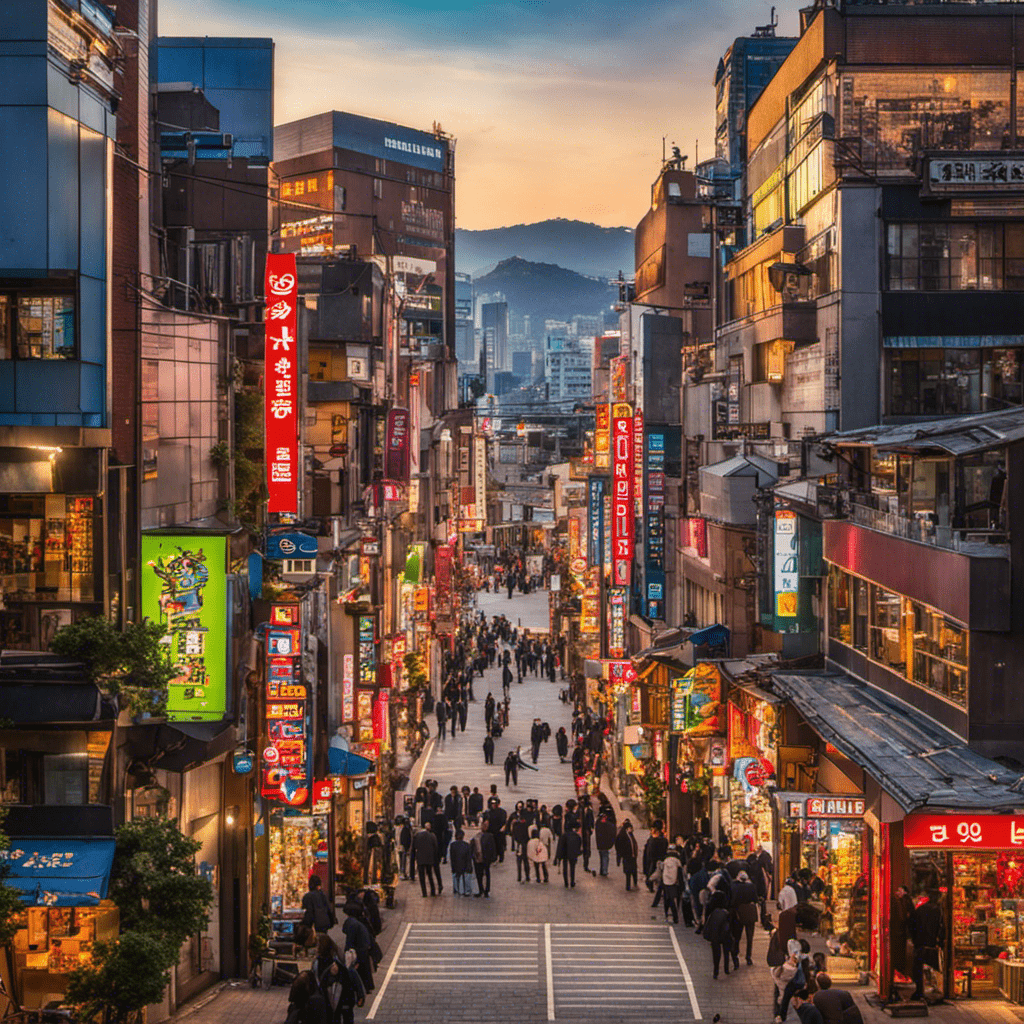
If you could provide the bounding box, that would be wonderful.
[828,565,852,645]
[852,577,868,652]
[44,753,88,805]
[870,585,905,672]
[910,602,968,706]
[3,295,76,360]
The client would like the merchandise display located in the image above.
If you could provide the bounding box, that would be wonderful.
[269,812,329,918]
[802,819,868,953]
[727,779,774,854]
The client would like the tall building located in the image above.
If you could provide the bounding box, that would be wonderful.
[455,271,475,368]
[544,336,592,405]
[154,37,275,162]
[714,24,798,186]
[481,301,509,377]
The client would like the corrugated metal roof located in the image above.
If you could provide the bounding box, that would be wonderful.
[826,408,1024,456]
[772,671,1024,812]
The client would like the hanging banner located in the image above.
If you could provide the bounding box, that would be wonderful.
[435,544,453,612]
[633,408,645,519]
[608,587,627,658]
[409,375,421,512]
[343,653,355,721]
[588,476,605,570]
[611,404,634,587]
[358,615,376,685]
[141,534,228,722]
[774,510,799,618]
[385,408,411,481]
[595,404,611,470]
[265,253,299,514]
[474,435,488,528]
[610,357,628,403]
[372,691,389,742]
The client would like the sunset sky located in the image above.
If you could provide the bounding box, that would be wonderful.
[160,0,796,230]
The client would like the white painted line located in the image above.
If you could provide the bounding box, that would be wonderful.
[408,923,538,929]
[668,924,702,1021]
[414,737,435,789]
[545,923,554,1022]
[366,921,411,1021]
[551,923,665,928]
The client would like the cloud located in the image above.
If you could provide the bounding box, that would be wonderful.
[158,0,792,228]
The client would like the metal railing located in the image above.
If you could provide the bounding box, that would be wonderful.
[848,497,1009,554]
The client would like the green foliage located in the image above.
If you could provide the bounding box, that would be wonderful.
[335,828,363,890]
[0,806,23,946]
[107,817,213,947]
[403,651,428,691]
[638,762,667,822]
[209,441,231,468]
[66,932,175,1024]
[66,818,214,1024]
[50,617,179,717]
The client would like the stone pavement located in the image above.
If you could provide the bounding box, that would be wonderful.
[173,589,1024,1023]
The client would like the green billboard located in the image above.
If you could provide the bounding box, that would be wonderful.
[141,534,228,722]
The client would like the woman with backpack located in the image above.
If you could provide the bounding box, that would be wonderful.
[311,934,365,1024]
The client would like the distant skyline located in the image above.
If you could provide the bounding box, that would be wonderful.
[160,0,798,230]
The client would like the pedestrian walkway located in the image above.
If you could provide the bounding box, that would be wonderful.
[550,924,701,1021]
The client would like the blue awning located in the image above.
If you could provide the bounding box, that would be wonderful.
[1,837,117,907]
[328,747,375,777]
[690,623,730,648]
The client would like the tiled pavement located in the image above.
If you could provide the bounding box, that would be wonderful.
[174,590,1024,1023]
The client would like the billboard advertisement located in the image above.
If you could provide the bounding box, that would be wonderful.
[588,476,605,570]
[611,404,634,587]
[332,111,446,173]
[262,602,309,806]
[385,408,411,482]
[141,534,227,722]
[265,253,299,513]
[594,404,610,470]
[774,510,799,618]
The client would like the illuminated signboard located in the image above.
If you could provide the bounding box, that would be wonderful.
[774,510,799,618]
[343,653,355,721]
[588,476,605,570]
[611,404,634,587]
[141,534,227,722]
[265,253,299,513]
[608,588,627,658]
[595,405,610,470]
[904,813,1024,849]
[358,615,376,685]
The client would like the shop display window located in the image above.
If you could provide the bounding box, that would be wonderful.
[869,584,904,673]
[828,565,852,646]
[801,819,869,957]
[0,294,76,360]
[269,811,329,920]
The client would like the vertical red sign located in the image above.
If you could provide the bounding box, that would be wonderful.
[265,253,299,514]
[612,403,634,587]
[385,408,411,481]
[633,408,645,517]
[435,544,453,606]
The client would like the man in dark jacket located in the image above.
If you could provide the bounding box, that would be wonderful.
[704,889,733,979]
[508,806,532,882]
[594,809,616,876]
[435,700,447,742]
[300,875,335,934]
[444,786,463,829]
[488,799,508,862]
[484,693,496,732]
[471,823,496,897]
[413,822,439,897]
[530,719,544,763]
[449,829,475,896]
[467,787,484,825]
[729,869,760,967]
[580,798,595,874]
[615,821,639,890]
[909,891,944,1001]
[643,822,669,894]
[432,808,451,870]
[555,727,569,762]
[483,733,495,764]
[811,974,861,1024]
[554,823,583,888]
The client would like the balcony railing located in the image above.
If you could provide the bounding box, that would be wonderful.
[848,496,1009,555]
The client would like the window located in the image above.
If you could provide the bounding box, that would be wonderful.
[852,577,868,652]
[886,222,1024,292]
[0,294,76,360]
[373,178,383,200]
[869,585,904,672]
[887,349,983,417]
[828,565,851,645]
[44,753,88,805]
[910,603,968,706]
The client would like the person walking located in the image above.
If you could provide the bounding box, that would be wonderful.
[730,869,759,967]
[444,786,463,830]
[458,698,468,733]
[554,822,583,888]
[580,797,595,875]
[467,787,483,825]
[504,748,519,787]
[555,726,569,762]
[435,700,447,744]
[471,822,496,898]
[449,700,458,738]
[413,821,439,897]
[527,827,549,883]
[660,843,684,924]
[449,829,475,896]
[311,934,363,1024]
[300,874,336,938]
[643,821,669,894]
[484,692,496,732]
[502,662,513,697]
[509,804,531,882]
[909,890,944,1002]
[488,798,507,863]
[483,732,495,764]
[594,806,616,877]
[615,820,639,891]
[341,900,377,994]
[530,718,544,763]
[704,889,732,979]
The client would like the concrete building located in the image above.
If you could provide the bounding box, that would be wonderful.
[544,335,592,405]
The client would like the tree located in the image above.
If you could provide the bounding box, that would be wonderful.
[49,616,181,717]
[65,818,213,1024]
[0,807,25,947]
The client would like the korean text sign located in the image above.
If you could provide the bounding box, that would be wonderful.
[904,813,1024,850]
[265,253,299,513]
[611,403,634,587]
[141,534,227,722]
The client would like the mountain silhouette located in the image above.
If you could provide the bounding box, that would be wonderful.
[456,218,634,279]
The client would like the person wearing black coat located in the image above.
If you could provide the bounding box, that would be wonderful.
[508,808,532,882]
[594,810,617,877]
[643,824,669,894]
[550,804,563,838]
[342,901,377,993]
[484,693,496,732]
[432,809,451,870]
[412,823,439,897]
[443,787,464,829]
[471,823,497,897]
[703,889,733,979]
[530,719,544,763]
[467,787,484,824]
[554,824,583,888]
[580,800,595,875]
[729,870,760,967]
[555,727,569,762]
[909,891,944,1001]
[483,733,495,764]
[615,821,639,891]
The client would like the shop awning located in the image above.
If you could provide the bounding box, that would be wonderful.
[4,837,117,907]
[124,720,236,774]
[689,623,730,648]
[772,671,1024,813]
[328,747,375,776]
[0,654,116,724]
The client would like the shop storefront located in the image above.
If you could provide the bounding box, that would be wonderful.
[4,838,118,1010]
[903,812,1024,1002]
[724,684,780,856]
[780,793,871,963]
[268,808,330,920]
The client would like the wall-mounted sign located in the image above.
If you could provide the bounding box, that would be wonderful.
[141,534,227,722]
[265,253,299,513]
[358,615,376,685]
[263,601,309,807]
[265,532,317,560]
[361,537,380,557]
[595,405,610,470]
[774,510,799,618]
[927,155,1024,192]
[343,653,355,721]
[608,588,627,659]
[385,408,411,482]
[611,404,634,587]
[588,476,605,570]
[312,781,333,816]
[232,749,255,775]
[904,812,1024,849]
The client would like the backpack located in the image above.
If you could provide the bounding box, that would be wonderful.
[766,929,786,967]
